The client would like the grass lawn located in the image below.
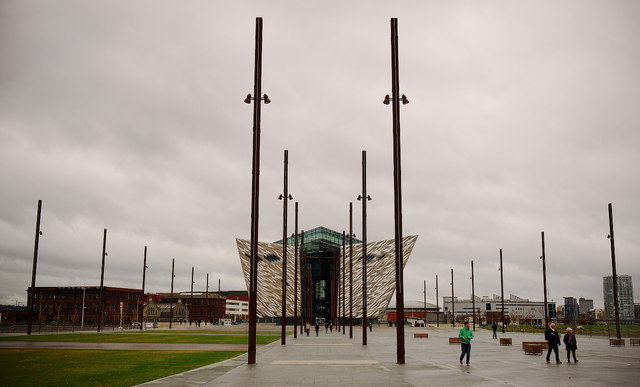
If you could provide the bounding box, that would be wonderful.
[0,349,244,387]
[481,323,640,337]
[0,333,281,345]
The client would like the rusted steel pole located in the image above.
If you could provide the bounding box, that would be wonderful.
[98,228,107,333]
[169,258,175,329]
[248,16,264,364]
[140,247,147,331]
[349,203,354,339]
[293,202,299,338]
[281,150,289,345]
[436,275,439,327]
[342,231,347,335]
[451,268,455,327]
[390,17,406,364]
[205,273,209,325]
[423,280,427,325]
[500,249,505,334]
[360,150,368,346]
[471,260,475,331]
[541,232,549,329]
[608,203,621,340]
[190,266,194,326]
[27,200,42,335]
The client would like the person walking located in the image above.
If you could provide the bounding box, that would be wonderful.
[459,321,474,366]
[325,322,329,334]
[492,321,498,339]
[563,327,578,363]
[305,322,310,336]
[315,321,320,336]
[545,322,562,364]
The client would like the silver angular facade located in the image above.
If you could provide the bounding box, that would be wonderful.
[236,235,418,319]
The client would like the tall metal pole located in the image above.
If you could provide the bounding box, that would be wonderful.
[423,280,427,326]
[280,149,289,345]
[247,16,264,365]
[360,150,369,346]
[190,267,194,325]
[81,287,85,328]
[27,200,42,335]
[140,247,147,331]
[450,268,455,327]
[341,231,346,332]
[293,202,299,338]
[206,273,209,325]
[471,260,475,331]
[300,230,306,330]
[541,232,549,329]
[608,203,621,339]
[500,249,505,333]
[349,202,354,339]
[97,228,107,333]
[436,275,439,327]
[390,16,406,364]
[169,258,175,329]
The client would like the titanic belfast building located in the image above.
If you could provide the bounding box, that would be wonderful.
[236,226,417,324]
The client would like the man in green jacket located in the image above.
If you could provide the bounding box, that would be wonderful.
[459,321,474,366]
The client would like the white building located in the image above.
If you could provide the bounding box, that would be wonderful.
[443,294,556,325]
[225,298,248,321]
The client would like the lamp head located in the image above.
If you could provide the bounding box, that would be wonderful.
[244,94,252,104]
[383,94,390,105]
[263,94,271,104]
[401,94,409,104]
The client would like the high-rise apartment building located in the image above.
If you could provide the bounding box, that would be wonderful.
[578,297,593,315]
[603,275,634,320]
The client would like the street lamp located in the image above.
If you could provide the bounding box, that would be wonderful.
[540,232,549,329]
[607,203,621,340]
[385,17,410,364]
[140,246,148,331]
[499,249,505,333]
[279,149,293,345]
[169,258,175,329]
[357,151,371,346]
[450,268,455,327]
[246,16,269,365]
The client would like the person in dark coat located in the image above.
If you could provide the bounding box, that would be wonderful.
[545,322,562,364]
[563,327,578,363]
[491,321,498,339]
[315,322,320,336]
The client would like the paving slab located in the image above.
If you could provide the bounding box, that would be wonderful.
[137,326,640,386]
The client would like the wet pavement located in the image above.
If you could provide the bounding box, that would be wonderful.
[136,325,640,386]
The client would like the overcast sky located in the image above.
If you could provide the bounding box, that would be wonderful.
[1,1,638,310]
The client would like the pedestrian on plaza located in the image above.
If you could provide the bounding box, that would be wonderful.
[459,321,474,366]
[545,322,562,364]
[330,322,333,333]
[325,322,329,333]
[315,322,320,336]
[492,321,498,339]
[306,322,310,336]
[369,322,373,332]
[563,327,578,363]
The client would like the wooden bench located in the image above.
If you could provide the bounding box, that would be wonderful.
[499,338,512,346]
[609,338,625,347]
[522,341,548,350]
[414,333,428,338]
[449,337,461,344]
[523,343,543,355]
[629,338,640,346]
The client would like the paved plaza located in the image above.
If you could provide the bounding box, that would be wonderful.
[138,325,640,386]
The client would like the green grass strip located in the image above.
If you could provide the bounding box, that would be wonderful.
[0,333,280,345]
[0,349,244,387]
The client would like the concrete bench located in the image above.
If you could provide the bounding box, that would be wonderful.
[609,338,625,347]
[522,341,548,350]
[499,338,512,346]
[413,333,428,338]
[449,337,461,344]
[630,338,640,346]
[523,343,543,355]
